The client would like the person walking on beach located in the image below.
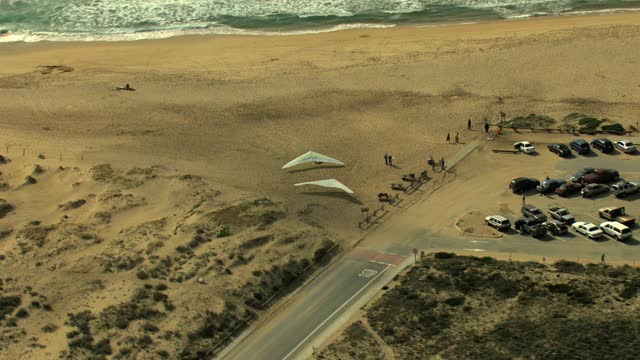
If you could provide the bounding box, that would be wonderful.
[601,253,606,265]
[484,122,490,133]
[384,153,389,166]
[388,154,393,167]
[446,133,450,143]
[522,194,526,205]
[440,157,445,171]
[455,133,459,144]
[467,119,472,130]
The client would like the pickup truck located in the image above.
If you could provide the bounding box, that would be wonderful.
[547,206,575,224]
[522,204,548,222]
[514,217,547,238]
[598,206,635,227]
[543,220,568,235]
[610,181,640,198]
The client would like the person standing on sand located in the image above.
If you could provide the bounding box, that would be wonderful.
[522,195,526,205]
[446,133,450,143]
[468,119,472,130]
[601,254,606,265]
[384,153,389,166]
[455,133,459,144]
[388,154,393,167]
[484,122,490,133]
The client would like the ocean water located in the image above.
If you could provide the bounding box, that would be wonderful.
[1,0,639,42]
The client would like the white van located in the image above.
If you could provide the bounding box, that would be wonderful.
[600,221,632,241]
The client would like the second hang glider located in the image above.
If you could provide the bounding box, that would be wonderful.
[294,179,354,194]
[282,151,345,169]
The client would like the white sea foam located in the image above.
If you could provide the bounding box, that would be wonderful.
[0,23,396,43]
[1,0,639,43]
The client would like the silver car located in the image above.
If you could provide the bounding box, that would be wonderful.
[615,139,637,153]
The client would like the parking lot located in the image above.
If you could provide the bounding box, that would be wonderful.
[499,135,640,248]
[383,132,640,265]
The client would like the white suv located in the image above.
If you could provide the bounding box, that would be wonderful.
[485,215,511,231]
[600,221,632,241]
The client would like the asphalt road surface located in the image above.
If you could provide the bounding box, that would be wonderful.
[224,249,406,360]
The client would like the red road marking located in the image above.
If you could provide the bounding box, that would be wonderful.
[349,248,407,266]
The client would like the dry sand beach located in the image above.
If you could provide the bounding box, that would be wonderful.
[1,12,640,359]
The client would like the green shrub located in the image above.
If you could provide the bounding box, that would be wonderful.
[142,323,160,333]
[434,252,455,259]
[136,335,153,348]
[42,323,59,333]
[0,295,21,320]
[554,260,585,274]
[15,308,29,318]
[602,123,626,134]
[217,226,231,238]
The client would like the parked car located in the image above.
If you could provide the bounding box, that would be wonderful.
[581,183,609,198]
[537,178,566,194]
[514,217,547,237]
[555,182,583,197]
[548,143,572,157]
[547,206,575,224]
[591,138,614,153]
[615,139,637,154]
[599,206,635,227]
[522,204,547,222]
[544,220,568,235]
[570,167,595,182]
[510,177,540,194]
[610,181,640,198]
[581,168,619,184]
[485,215,511,231]
[572,222,604,239]
[600,221,633,241]
[570,139,591,154]
[513,141,536,154]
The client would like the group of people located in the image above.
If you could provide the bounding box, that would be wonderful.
[446,132,460,144]
[384,153,394,166]
[448,118,491,143]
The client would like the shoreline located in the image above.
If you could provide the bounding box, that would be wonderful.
[1,8,640,45]
[1,11,639,75]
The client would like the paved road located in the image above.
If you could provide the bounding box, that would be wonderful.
[224,250,405,360]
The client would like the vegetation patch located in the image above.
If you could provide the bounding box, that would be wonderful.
[0,295,21,320]
[318,321,384,360]
[562,113,626,134]
[325,254,640,359]
[503,114,555,128]
[0,199,14,218]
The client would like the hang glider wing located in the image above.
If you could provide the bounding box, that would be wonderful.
[294,179,354,194]
[282,151,345,169]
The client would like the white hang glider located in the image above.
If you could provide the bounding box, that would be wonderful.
[294,179,354,194]
[282,151,345,169]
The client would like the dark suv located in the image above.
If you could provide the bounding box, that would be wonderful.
[522,204,548,222]
[514,217,547,237]
[509,177,540,194]
[570,139,590,154]
[548,143,572,157]
[591,138,614,153]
